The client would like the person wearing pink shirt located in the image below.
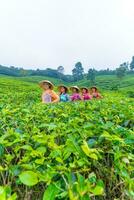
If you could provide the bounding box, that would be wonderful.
[70,86,81,101]
[81,87,92,101]
[90,86,102,99]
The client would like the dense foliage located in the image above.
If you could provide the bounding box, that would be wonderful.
[1,56,134,82]
[0,66,69,82]
[0,77,134,200]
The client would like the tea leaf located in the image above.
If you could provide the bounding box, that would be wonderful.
[19,171,38,186]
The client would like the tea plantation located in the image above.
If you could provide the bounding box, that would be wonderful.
[0,76,134,200]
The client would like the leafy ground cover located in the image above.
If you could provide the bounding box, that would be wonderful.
[0,77,134,200]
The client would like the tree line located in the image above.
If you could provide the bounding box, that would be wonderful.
[0,56,134,83]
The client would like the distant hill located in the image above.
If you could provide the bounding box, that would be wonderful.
[0,74,134,92]
[76,74,134,90]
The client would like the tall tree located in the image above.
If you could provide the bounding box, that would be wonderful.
[57,66,64,74]
[116,66,126,79]
[87,68,96,84]
[72,62,84,81]
[57,66,64,81]
[20,68,27,76]
[130,56,134,71]
[120,62,129,71]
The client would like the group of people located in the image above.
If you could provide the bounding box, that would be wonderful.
[39,80,102,103]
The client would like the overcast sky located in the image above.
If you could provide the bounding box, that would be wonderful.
[0,0,134,73]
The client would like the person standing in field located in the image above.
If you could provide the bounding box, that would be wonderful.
[90,86,102,99]
[70,86,81,101]
[58,85,70,102]
[39,80,59,103]
[81,87,92,101]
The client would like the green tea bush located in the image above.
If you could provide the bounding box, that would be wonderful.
[127,91,134,98]
[0,78,134,200]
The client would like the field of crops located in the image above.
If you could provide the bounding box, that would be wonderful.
[0,76,134,200]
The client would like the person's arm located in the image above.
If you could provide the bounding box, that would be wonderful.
[97,93,103,98]
[78,94,82,100]
[89,94,92,99]
[70,95,74,101]
[51,91,60,103]
[81,95,84,100]
[67,94,71,101]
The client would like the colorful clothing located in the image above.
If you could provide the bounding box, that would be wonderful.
[42,90,59,103]
[60,93,70,102]
[43,93,52,102]
[71,93,81,101]
[82,93,92,101]
[92,92,100,99]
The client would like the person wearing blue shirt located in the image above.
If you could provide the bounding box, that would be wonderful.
[58,85,70,102]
